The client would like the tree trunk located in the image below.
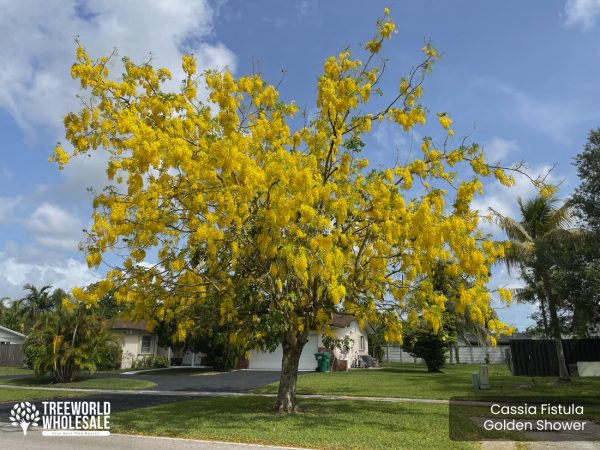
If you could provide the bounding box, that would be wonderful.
[543,277,570,381]
[274,333,307,413]
[538,291,550,337]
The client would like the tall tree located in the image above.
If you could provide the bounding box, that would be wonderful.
[56,10,528,411]
[492,195,572,381]
[573,128,600,231]
[20,285,55,330]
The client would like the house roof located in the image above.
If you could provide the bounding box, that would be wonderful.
[0,325,26,338]
[331,313,355,328]
[112,320,150,332]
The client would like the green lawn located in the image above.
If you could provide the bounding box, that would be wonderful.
[112,396,475,450]
[0,376,157,390]
[0,366,33,376]
[0,387,90,402]
[252,363,600,399]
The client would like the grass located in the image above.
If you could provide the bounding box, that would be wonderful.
[112,396,475,450]
[0,366,33,376]
[0,376,157,390]
[0,387,90,402]
[252,363,600,399]
[136,367,213,376]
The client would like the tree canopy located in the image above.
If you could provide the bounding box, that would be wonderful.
[573,128,600,231]
[54,10,525,411]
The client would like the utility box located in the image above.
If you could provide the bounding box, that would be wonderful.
[478,365,490,390]
[471,372,480,390]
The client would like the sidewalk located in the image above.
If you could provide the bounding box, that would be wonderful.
[0,422,310,450]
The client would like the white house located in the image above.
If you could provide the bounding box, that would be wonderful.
[112,320,171,369]
[0,326,26,345]
[112,320,207,368]
[247,313,369,371]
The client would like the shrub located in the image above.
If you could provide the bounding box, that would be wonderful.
[23,343,45,370]
[367,328,386,362]
[402,328,449,373]
[131,355,168,369]
[96,341,122,371]
[25,307,118,382]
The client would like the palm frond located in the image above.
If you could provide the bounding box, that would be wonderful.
[490,208,532,243]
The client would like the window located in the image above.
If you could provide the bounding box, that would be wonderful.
[140,335,152,354]
[360,335,365,352]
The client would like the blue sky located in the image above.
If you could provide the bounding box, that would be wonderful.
[1,0,599,331]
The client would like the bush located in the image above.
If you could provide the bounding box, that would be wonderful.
[402,328,449,373]
[131,355,168,369]
[23,343,45,370]
[367,328,386,362]
[96,342,122,371]
[25,307,118,382]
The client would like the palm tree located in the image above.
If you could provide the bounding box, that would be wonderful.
[26,306,117,382]
[0,297,26,333]
[20,285,56,330]
[492,194,572,381]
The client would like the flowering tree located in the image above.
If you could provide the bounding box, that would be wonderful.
[55,10,522,412]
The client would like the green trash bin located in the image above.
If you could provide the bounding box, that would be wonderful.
[322,352,331,372]
[314,352,331,372]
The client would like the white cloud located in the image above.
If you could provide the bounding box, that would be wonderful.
[0,254,100,299]
[482,137,518,162]
[0,0,236,138]
[374,122,407,151]
[372,122,420,166]
[564,0,600,30]
[24,202,85,251]
[0,196,23,224]
[0,167,14,180]
[495,82,587,144]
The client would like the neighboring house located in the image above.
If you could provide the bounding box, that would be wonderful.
[247,313,369,371]
[112,320,170,369]
[0,326,26,367]
[0,326,26,344]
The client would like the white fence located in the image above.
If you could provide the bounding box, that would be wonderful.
[382,345,425,364]
[383,344,508,364]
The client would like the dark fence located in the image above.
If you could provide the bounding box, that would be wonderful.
[0,344,24,367]
[509,339,600,376]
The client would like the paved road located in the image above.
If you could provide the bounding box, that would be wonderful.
[0,422,308,450]
[112,370,282,392]
[0,370,282,392]
[0,371,282,433]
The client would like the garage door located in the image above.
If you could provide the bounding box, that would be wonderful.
[248,335,319,371]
